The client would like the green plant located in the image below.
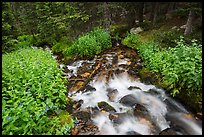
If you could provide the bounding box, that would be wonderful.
[63,28,111,58]
[121,33,141,49]
[137,36,202,97]
[2,48,74,135]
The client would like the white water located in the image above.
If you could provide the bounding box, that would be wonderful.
[66,53,202,135]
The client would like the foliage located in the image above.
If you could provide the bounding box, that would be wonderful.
[52,37,73,54]
[2,48,74,135]
[63,28,111,58]
[2,2,18,53]
[137,36,202,96]
[121,33,141,48]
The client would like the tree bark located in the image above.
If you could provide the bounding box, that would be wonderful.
[138,2,144,25]
[153,2,159,26]
[103,2,111,30]
[184,10,194,35]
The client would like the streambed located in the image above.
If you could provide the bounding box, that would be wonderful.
[45,44,202,135]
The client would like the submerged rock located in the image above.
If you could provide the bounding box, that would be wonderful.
[106,88,119,102]
[126,131,142,135]
[119,94,138,107]
[109,112,129,124]
[97,101,116,112]
[134,104,149,118]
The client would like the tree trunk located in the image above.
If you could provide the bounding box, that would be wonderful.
[103,2,111,30]
[153,2,159,26]
[138,2,144,25]
[149,2,156,22]
[184,10,194,35]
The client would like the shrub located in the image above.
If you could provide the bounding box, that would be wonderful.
[121,33,141,49]
[137,36,202,97]
[52,37,73,54]
[63,28,111,58]
[2,48,74,135]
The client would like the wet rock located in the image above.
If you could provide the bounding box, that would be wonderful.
[114,68,125,75]
[73,111,91,123]
[82,85,96,93]
[106,88,119,102]
[134,104,149,118]
[73,99,84,110]
[109,112,129,124]
[77,122,99,135]
[127,70,140,78]
[165,113,201,135]
[97,101,116,112]
[71,127,79,135]
[112,55,118,65]
[119,94,138,107]
[128,86,141,90]
[146,88,159,96]
[159,128,180,135]
[126,131,142,135]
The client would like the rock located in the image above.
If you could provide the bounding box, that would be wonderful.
[119,94,138,107]
[171,26,177,30]
[71,127,79,135]
[130,27,143,34]
[106,88,119,102]
[159,128,180,135]
[114,68,125,75]
[97,101,116,112]
[73,111,91,122]
[134,104,149,118]
[82,85,96,93]
[127,70,140,78]
[146,88,159,96]
[109,112,129,124]
[128,86,141,90]
[126,131,142,135]
[180,24,186,29]
[73,99,84,109]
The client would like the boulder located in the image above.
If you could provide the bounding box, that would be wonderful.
[130,27,143,34]
[97,101,116,112]
[119,94,138,107]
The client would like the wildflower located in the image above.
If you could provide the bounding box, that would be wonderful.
[2,109,5,113]
[19,103,23,107]
[6,116,11,121]
[38,62,41,65]
[45,106,49,112]
[48,75,52,79]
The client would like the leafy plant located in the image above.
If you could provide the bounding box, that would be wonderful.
[63,27,111,58]
[121,33,141,49]
[2,48,74,135]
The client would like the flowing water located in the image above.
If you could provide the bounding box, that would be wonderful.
[49,45,202,135]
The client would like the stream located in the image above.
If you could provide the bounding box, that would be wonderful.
[44,44,202,135]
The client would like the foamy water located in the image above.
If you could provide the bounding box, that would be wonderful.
[67,52,202,135]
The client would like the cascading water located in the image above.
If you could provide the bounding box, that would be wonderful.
[64,46,202,135]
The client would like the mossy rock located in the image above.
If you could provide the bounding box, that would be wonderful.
[97,101,116,112]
